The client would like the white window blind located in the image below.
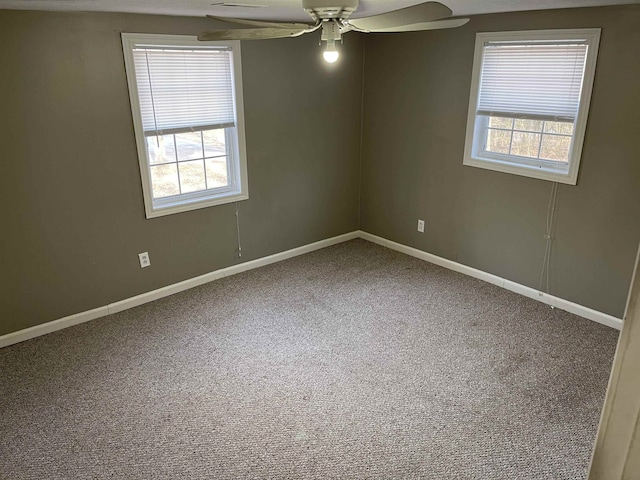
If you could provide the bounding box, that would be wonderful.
[133,47,236,136]
[477,41,589,122]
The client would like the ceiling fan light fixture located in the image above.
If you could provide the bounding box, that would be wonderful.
[323,40,339,63]
[321,20,341,63]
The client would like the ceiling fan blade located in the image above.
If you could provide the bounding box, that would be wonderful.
[349,1,452,31]
[369,18,470,33]
[206,15,314,30]
[198,28,308,41]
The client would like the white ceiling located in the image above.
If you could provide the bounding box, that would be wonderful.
[0,0,637,21]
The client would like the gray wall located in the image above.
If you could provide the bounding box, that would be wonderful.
[0,10,363,336]
[360,5,640,318]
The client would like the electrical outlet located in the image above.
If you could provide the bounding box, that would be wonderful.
[138,252,151,268]
[417,219,425,233]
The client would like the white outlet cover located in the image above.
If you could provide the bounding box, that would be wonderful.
[417,219,425,233]
[139,252,151,268]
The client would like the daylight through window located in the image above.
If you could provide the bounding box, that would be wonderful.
[122,34,248,218]
[463,29,601,185]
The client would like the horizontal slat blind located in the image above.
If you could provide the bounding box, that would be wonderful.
[477,41,588,121]
[133,47,235,136]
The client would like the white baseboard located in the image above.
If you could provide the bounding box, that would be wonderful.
[358,230,623,331]
[0,231,359,349]
[0,306,111,349]
[0,228,622,349]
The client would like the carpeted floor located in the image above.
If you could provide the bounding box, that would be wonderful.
[0,239,619,479]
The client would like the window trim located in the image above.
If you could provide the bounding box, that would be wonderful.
[121,33,249,218]
[462,29,601,185]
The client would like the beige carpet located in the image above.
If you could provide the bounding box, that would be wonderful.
[0,239,618,479]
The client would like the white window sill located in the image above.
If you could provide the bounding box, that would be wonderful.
[463,155,577,185]
[146,191,249,219]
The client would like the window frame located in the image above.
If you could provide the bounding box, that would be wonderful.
[462,29,601,185]
[121,33,249,218]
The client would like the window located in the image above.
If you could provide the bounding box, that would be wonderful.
[463,29,600,185]
[122,34,248,218]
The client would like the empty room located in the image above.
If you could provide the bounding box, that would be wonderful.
[1,0,640,478]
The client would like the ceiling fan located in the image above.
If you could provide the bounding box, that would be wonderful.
[198,0,470,63]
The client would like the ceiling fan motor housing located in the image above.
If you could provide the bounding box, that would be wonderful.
[302,0,358,20]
